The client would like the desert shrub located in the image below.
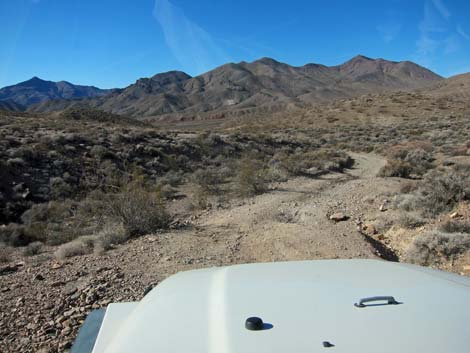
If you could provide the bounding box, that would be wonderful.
[21,201,74,244]
[393,168,470,217]
[6,157,26,167]
[22,241,44,256]
[190,187,211,209]
[54,236,95,260]
[155,182,178,199]
[107,186,169,236]
[279,149,353,176]
[53,222,128,259]
[19,197,108,245]
[402,149,434,175]
[159,171,183,187]
[81,159,126,192]
[397,213,426,229]
[378,160,412,178]
[265,164,289,183]
[60,108,136,125]
[49,177,74,199]
[439,220,470,234]
[381,146,435,178]
[89,145,115,160]
[94,222,129,253]
[405,231,470,265]
[236,157,269,196]
[418,169,470,217]
[192,168,225,194]
[399,181,418,194]
[0,243,12,263]
[0,223,32,246]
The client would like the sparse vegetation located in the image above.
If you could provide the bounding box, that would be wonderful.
[393,168,470,217]
[406,231,470,266]
[439,220,470,234]
[54,222,128,259]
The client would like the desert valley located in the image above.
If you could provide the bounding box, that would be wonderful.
[1,55,470,352]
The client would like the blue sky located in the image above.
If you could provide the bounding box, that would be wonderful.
[0,0,469,88]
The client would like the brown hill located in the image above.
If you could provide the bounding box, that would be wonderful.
[423,73,470,101]
[30,55,443,120]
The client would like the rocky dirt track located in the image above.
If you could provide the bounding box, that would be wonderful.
[1,153,410,353]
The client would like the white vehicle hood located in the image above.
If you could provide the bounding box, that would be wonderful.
[92,259,470,353]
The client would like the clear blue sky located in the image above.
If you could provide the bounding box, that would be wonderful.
[1,0,469,88]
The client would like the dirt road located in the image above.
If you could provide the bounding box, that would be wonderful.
[1,152,403,353]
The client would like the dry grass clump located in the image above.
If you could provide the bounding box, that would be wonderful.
[405,230,470,266]
[54,222,128,259]
[54,236,95,260]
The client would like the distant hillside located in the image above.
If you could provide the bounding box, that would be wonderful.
[0,77,112,107]
[0,99,24,111]
[30,55,443,120]
[423,73,470,101]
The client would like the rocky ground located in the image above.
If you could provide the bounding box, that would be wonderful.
[0,152,424,353]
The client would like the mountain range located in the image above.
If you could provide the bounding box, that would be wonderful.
[0,55,448,120]
[0,77,112,109]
